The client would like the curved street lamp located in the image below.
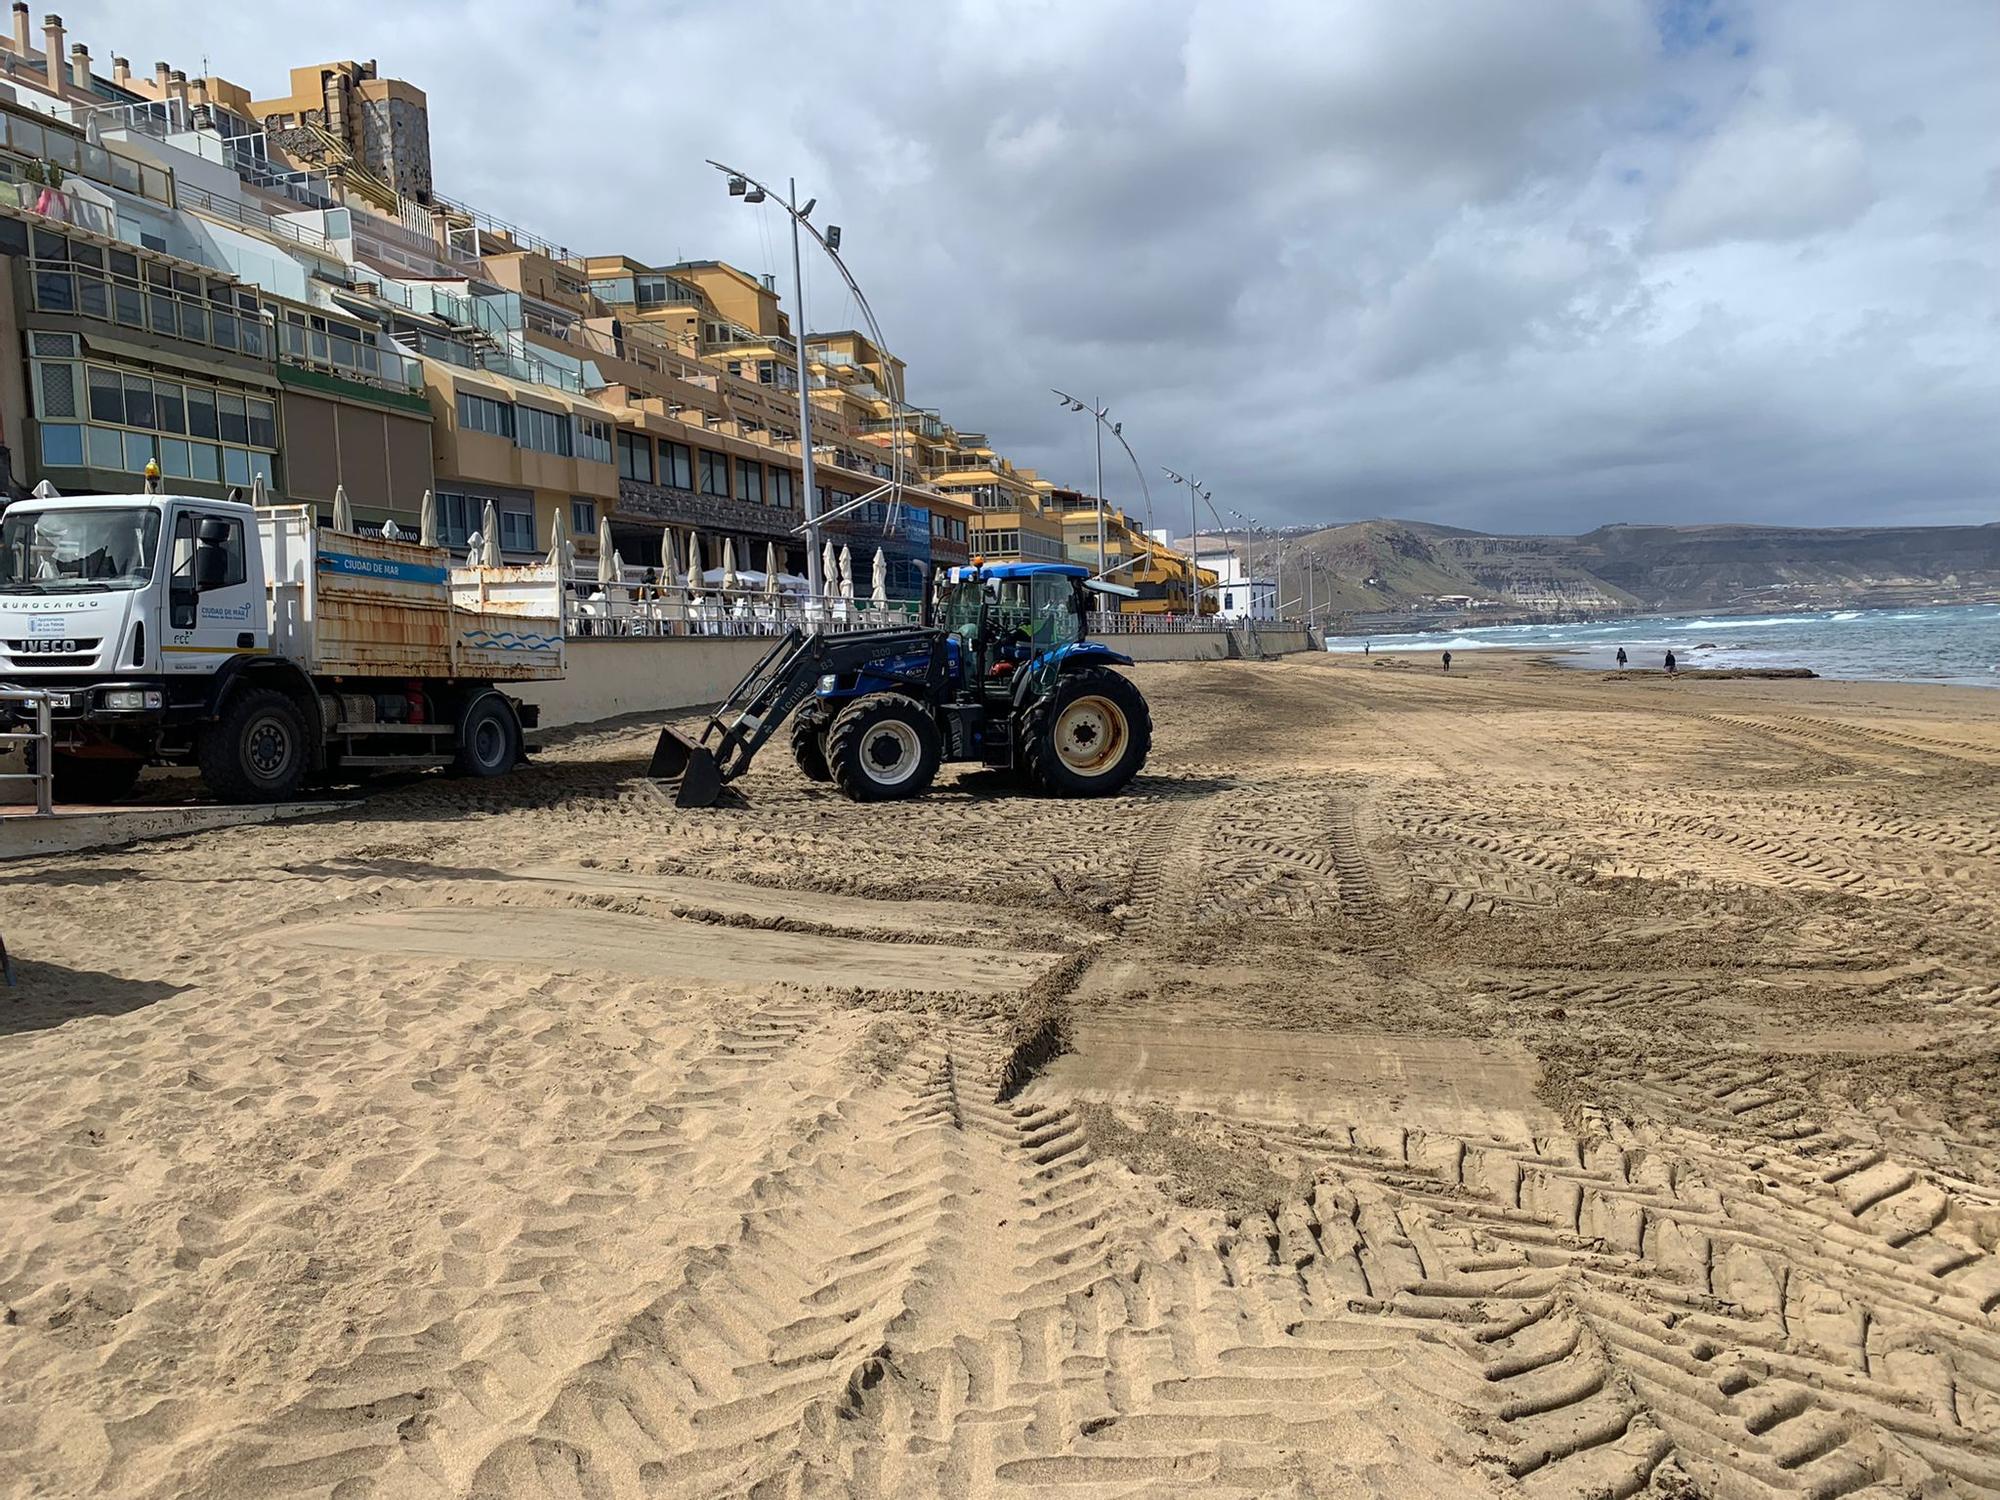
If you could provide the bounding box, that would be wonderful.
[1051,390,1157,578]
[1161,467,1213,616]
[710,160,914,603]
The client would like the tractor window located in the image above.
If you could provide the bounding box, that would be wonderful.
[1029,575,1083,647]
[942,579,988,636]
[993,580,1034,640]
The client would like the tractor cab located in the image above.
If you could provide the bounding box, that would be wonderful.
[940,563,1091,678]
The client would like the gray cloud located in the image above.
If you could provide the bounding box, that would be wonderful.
[1649,72,1874,249]
[60,0,2000,532]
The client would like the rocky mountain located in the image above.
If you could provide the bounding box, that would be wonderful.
[1257,519,2000,622]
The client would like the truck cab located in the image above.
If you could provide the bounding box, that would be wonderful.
[0,492,267,797]
[1,491,266,675]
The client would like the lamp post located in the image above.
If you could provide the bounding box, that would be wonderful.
[1053,390,1155,561]
[715,167,823,600]
[1230,507,1259,620]
[1051,389,1111,577]
[712,159,919,611]
[1162,468,1211,617]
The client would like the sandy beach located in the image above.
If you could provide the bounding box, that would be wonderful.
[4,652,1999,1498]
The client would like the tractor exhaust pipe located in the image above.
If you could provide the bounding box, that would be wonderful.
[649,726,723,808]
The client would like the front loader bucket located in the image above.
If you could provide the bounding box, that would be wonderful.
[649,727,723,808]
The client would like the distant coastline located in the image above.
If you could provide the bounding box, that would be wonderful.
[1322,602,2000,688]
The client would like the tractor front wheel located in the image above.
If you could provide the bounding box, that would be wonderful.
[826,694,940,802]
[790,706,832,782]
[1023,667,1151,797]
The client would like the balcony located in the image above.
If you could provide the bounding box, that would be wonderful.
[24,238,270,364]
[0,180,113,238]
[13,102,174,206]
[176,180,336,256]
[277,319,420,393]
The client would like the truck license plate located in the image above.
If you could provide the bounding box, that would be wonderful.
[43,692,70,709]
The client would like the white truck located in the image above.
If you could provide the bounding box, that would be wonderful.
[0,490,564,802]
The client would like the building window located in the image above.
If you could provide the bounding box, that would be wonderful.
[699,450,729,497]
[571,499,596,537]
[663,441,693,490]
[770,467,794,509]
[247,398,277,450]
[617,430,653,483]
[88,367,122,424]
[187,386,218,440]
[436,493,532,552]
[735,457,763,505]
[36,359,274,485]
[500,509,536,553]
[437,492,475,547]
[217,393,249,445]
[456,390,514,439]
[39,424,83,467]
[516,405,573,457]
[577,417,613,466]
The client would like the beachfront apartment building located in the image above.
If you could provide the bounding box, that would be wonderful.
[0,19,1185,608]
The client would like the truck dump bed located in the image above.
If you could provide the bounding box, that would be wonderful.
[261,507,564,681]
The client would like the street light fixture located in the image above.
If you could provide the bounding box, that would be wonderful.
[1228,507,1270,619]
[712,164,823,598]
[1051,389,1110,577]
[709,161,917,586]
[1052,389,1155,577]
[1161,467,1213,617]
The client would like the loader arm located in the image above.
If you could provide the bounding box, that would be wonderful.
[651,626,949,807]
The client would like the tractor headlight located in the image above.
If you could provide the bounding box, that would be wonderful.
[817,674,838,692]
[101,689,163,710]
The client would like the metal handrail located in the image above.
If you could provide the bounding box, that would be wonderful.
[177,180,334,254]
[559,576,917,638]
[0,689,55,815]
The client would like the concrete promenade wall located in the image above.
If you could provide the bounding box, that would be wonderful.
[517,625,1314,730]
[515,636,779,729]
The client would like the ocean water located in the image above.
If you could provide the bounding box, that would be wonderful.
[1325,604,2000,687]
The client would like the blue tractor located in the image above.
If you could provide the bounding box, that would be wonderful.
[650,561,1152,806]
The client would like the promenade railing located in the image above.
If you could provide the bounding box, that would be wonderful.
[0,690,55,816]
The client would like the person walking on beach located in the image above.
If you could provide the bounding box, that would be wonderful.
[1616,647,1627,669]
[1442,650,1452,672]
[1664,649,1677,675]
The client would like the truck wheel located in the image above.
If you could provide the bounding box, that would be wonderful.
[198,687,308,802]
[52,753,143,804]
[826,693,940,802]
[452,695,520,778]
[790,707,832,781]
[1023,667,1152,797]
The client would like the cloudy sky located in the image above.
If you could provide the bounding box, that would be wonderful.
[62,0,2000,534]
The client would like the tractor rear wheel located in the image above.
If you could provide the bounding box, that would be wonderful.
[790,706,832,781]
[1023,667,1151,797]
[826,693,940,802]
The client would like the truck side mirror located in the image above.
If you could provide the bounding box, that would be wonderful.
[194,542,230,589]
[197,517,231,547]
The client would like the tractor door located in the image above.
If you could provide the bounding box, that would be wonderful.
[1026,574,1084,649]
